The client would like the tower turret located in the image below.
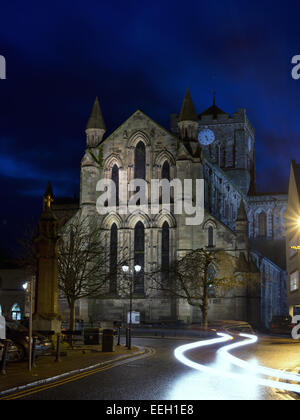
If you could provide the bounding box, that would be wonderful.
[178,89,198,141]
[235,199,249,251]
[86,97,106,148]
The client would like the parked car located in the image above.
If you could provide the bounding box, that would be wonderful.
[6,321,53,361]
[270,316,295,335]
[0,339,19,362]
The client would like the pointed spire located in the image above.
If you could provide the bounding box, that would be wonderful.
[237,199,248,222]
[179,89,198,122]
[86,97,106,130]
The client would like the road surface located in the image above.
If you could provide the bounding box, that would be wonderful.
[8,334,300,400]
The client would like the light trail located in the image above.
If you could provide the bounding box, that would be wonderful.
[218,333,300,384]
[174,333,300,394]
[174,333,233,374]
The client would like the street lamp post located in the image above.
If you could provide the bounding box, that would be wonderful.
[23,278,33,372]
[122,264,141,350]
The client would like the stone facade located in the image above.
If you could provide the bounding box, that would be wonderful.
[285,161,300,317]
[59,93,287,328]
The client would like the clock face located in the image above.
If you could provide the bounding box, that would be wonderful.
[248,136,252,152]
[198,129,215,146]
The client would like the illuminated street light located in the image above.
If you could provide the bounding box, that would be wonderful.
[122,264,142,350]
[135,265,142,273]
[122,265,129,274]
[289,218,300,250]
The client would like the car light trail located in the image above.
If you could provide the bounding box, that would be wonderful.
[174,333,300,394]
[174,333,233,374]
[218,333,300,384]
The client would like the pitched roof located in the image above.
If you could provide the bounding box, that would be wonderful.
[179,89,198,122]
[101,109,176,145]
[86,97,106,130]
[235,252,258,273]
[250,239,286,270]
[199,97,227,118]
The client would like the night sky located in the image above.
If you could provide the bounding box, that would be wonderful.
[0,0,300,253]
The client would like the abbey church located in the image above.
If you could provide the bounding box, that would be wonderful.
[57,90,287,328]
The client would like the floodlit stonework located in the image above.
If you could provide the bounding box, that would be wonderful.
[58,92,287,328]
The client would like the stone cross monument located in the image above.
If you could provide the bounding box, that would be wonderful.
[33,183,61,335]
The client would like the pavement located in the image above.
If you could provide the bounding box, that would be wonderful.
[0,342,145,397]
[238,333,300,400]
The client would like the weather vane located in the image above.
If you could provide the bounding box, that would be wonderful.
[212,75,216,105]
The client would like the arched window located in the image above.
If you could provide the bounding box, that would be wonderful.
[110,224,118,294]
[162,161,170,181]
[134,142,146,205]
[111,164,119,206]
[258,211,267,237]
[134,221,145,294]
[161,161,171,204]
[208,226,214,247]
[208,265,216,298]
[11,303,21,321]
[135,142,146,180]
[161,222,170,284]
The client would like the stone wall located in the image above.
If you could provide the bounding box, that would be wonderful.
[71,105,286,327]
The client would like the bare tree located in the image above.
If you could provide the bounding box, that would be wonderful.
[17,223,38,275]
[58,216,128,331]
[151,248,246,328]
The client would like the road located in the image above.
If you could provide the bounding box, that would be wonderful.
[11,333,300,400]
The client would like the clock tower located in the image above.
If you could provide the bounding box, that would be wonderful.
[197,98,255,194]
